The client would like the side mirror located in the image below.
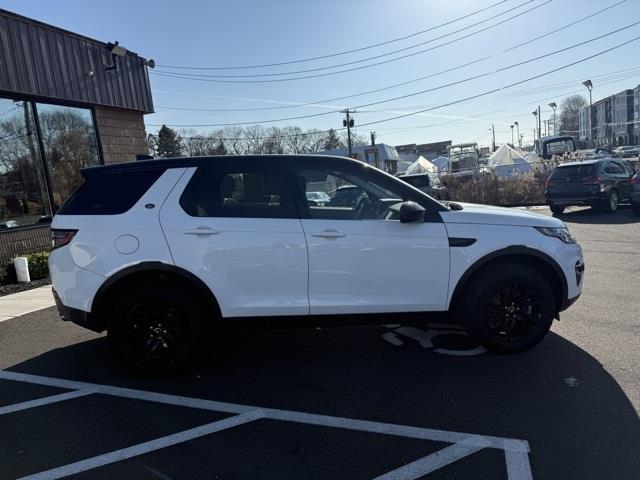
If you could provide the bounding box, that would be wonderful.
[399,201,426,223]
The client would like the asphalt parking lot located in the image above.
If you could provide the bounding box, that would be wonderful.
[0,206,638,479]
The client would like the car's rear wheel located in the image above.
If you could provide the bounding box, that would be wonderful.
[602,190,619,213]
[549,204,565,215]
[459,262,555,352]
[108,286,205,375]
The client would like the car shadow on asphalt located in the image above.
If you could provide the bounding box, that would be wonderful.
[553,205,639,224]
[5,325,640,479]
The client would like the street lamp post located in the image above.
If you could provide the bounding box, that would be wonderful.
[548,102,557,135]
[582,80,593,147]
[514,121,520,148]
[510,124,514,146]
[532,110,538,144]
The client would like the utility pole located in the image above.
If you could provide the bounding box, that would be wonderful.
[548,102,557,135]
[583,80,593,148]
[510,124,514,146]
[490,124,496,152]
[514,121,520,148]
[537,105,542,141]
[370,131,376,146]
[341,109,356,157]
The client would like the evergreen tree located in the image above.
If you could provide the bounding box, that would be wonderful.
[155,125,182,158]
[323,129,342,151]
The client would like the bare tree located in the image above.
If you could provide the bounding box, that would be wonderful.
[244,125,265,153]
[302,128,326,153]
[223,126,246,155]
[282,126,305,154]
[559,94,587,137]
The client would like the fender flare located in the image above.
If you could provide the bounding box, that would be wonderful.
[449,245,568,311]
[92,262,222,330]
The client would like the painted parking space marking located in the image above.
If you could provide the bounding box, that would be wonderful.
[372,439,490,480]
[383,325,488,356]
[0,388,96,416]
[0,370,532,479]
[18,410,264,480]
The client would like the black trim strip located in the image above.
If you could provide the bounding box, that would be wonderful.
[448,237,477,247]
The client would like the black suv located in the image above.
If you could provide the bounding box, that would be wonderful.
[632,170,640,215]
[544,159,637,214]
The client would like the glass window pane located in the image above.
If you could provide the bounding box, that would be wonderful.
[0,98,51,228]
[36,103,100,211]
[295,162,404,221]
[180,161,290,218]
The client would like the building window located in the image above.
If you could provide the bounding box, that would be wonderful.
[36,103,100,211]
[0,97,51,228]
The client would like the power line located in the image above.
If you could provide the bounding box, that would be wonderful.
[153,0,623,113]
[148,21,640,127]
[356,33,640,129]
[156,0,508,70]
[156,0,543,78]
[152,0,550,84]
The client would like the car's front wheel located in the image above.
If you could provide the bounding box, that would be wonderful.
[459,262,555,352]
[108,286,205,375]
[549,204,565,215]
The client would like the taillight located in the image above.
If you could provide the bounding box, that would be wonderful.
[544,178,554,188]
[632,176,640,185]
[582,176,602,185]
[51,229,77,249]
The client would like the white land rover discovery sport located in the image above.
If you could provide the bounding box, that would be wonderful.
[50,155,584,373]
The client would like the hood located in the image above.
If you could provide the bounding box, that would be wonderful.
[439,203,564,228]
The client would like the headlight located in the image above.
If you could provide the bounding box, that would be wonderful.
[534,226,577,244]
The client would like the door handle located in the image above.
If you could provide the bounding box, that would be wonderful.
[311,229,346,239]
[183,226,220,236]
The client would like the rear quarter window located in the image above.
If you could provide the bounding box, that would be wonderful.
[58,168,165,215]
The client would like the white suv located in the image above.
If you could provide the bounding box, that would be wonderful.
[50,155,584,373]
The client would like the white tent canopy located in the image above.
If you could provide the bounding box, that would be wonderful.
[486,144,532,178]
[404,155,438,175]
[430,156,449,173]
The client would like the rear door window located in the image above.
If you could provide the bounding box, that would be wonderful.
[58,168,165,215]
[179,160,294,218]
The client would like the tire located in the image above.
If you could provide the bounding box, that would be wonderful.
[603,190,619,213]
[549,204,565,215]
[458,262,556,353]
[632,202,640,216]
[107,284,206,375]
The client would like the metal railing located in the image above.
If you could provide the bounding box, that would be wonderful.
[0,225,51,264]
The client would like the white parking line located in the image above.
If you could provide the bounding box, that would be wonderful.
[0,370,533,479]
[372,439,490,480]
[0,389,95,416]
[504,440,535,480]
[18,410,264,480]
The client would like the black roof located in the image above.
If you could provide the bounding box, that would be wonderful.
[81,154,362,178]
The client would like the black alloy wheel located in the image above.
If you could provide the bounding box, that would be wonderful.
[108,287,205,375]
[460,262,555,352]
[120,300,191,368]
[484,282,544,344]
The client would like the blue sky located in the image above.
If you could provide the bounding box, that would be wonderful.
[4,0,640,148]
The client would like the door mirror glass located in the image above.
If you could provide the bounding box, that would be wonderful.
[399,201,425,223]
